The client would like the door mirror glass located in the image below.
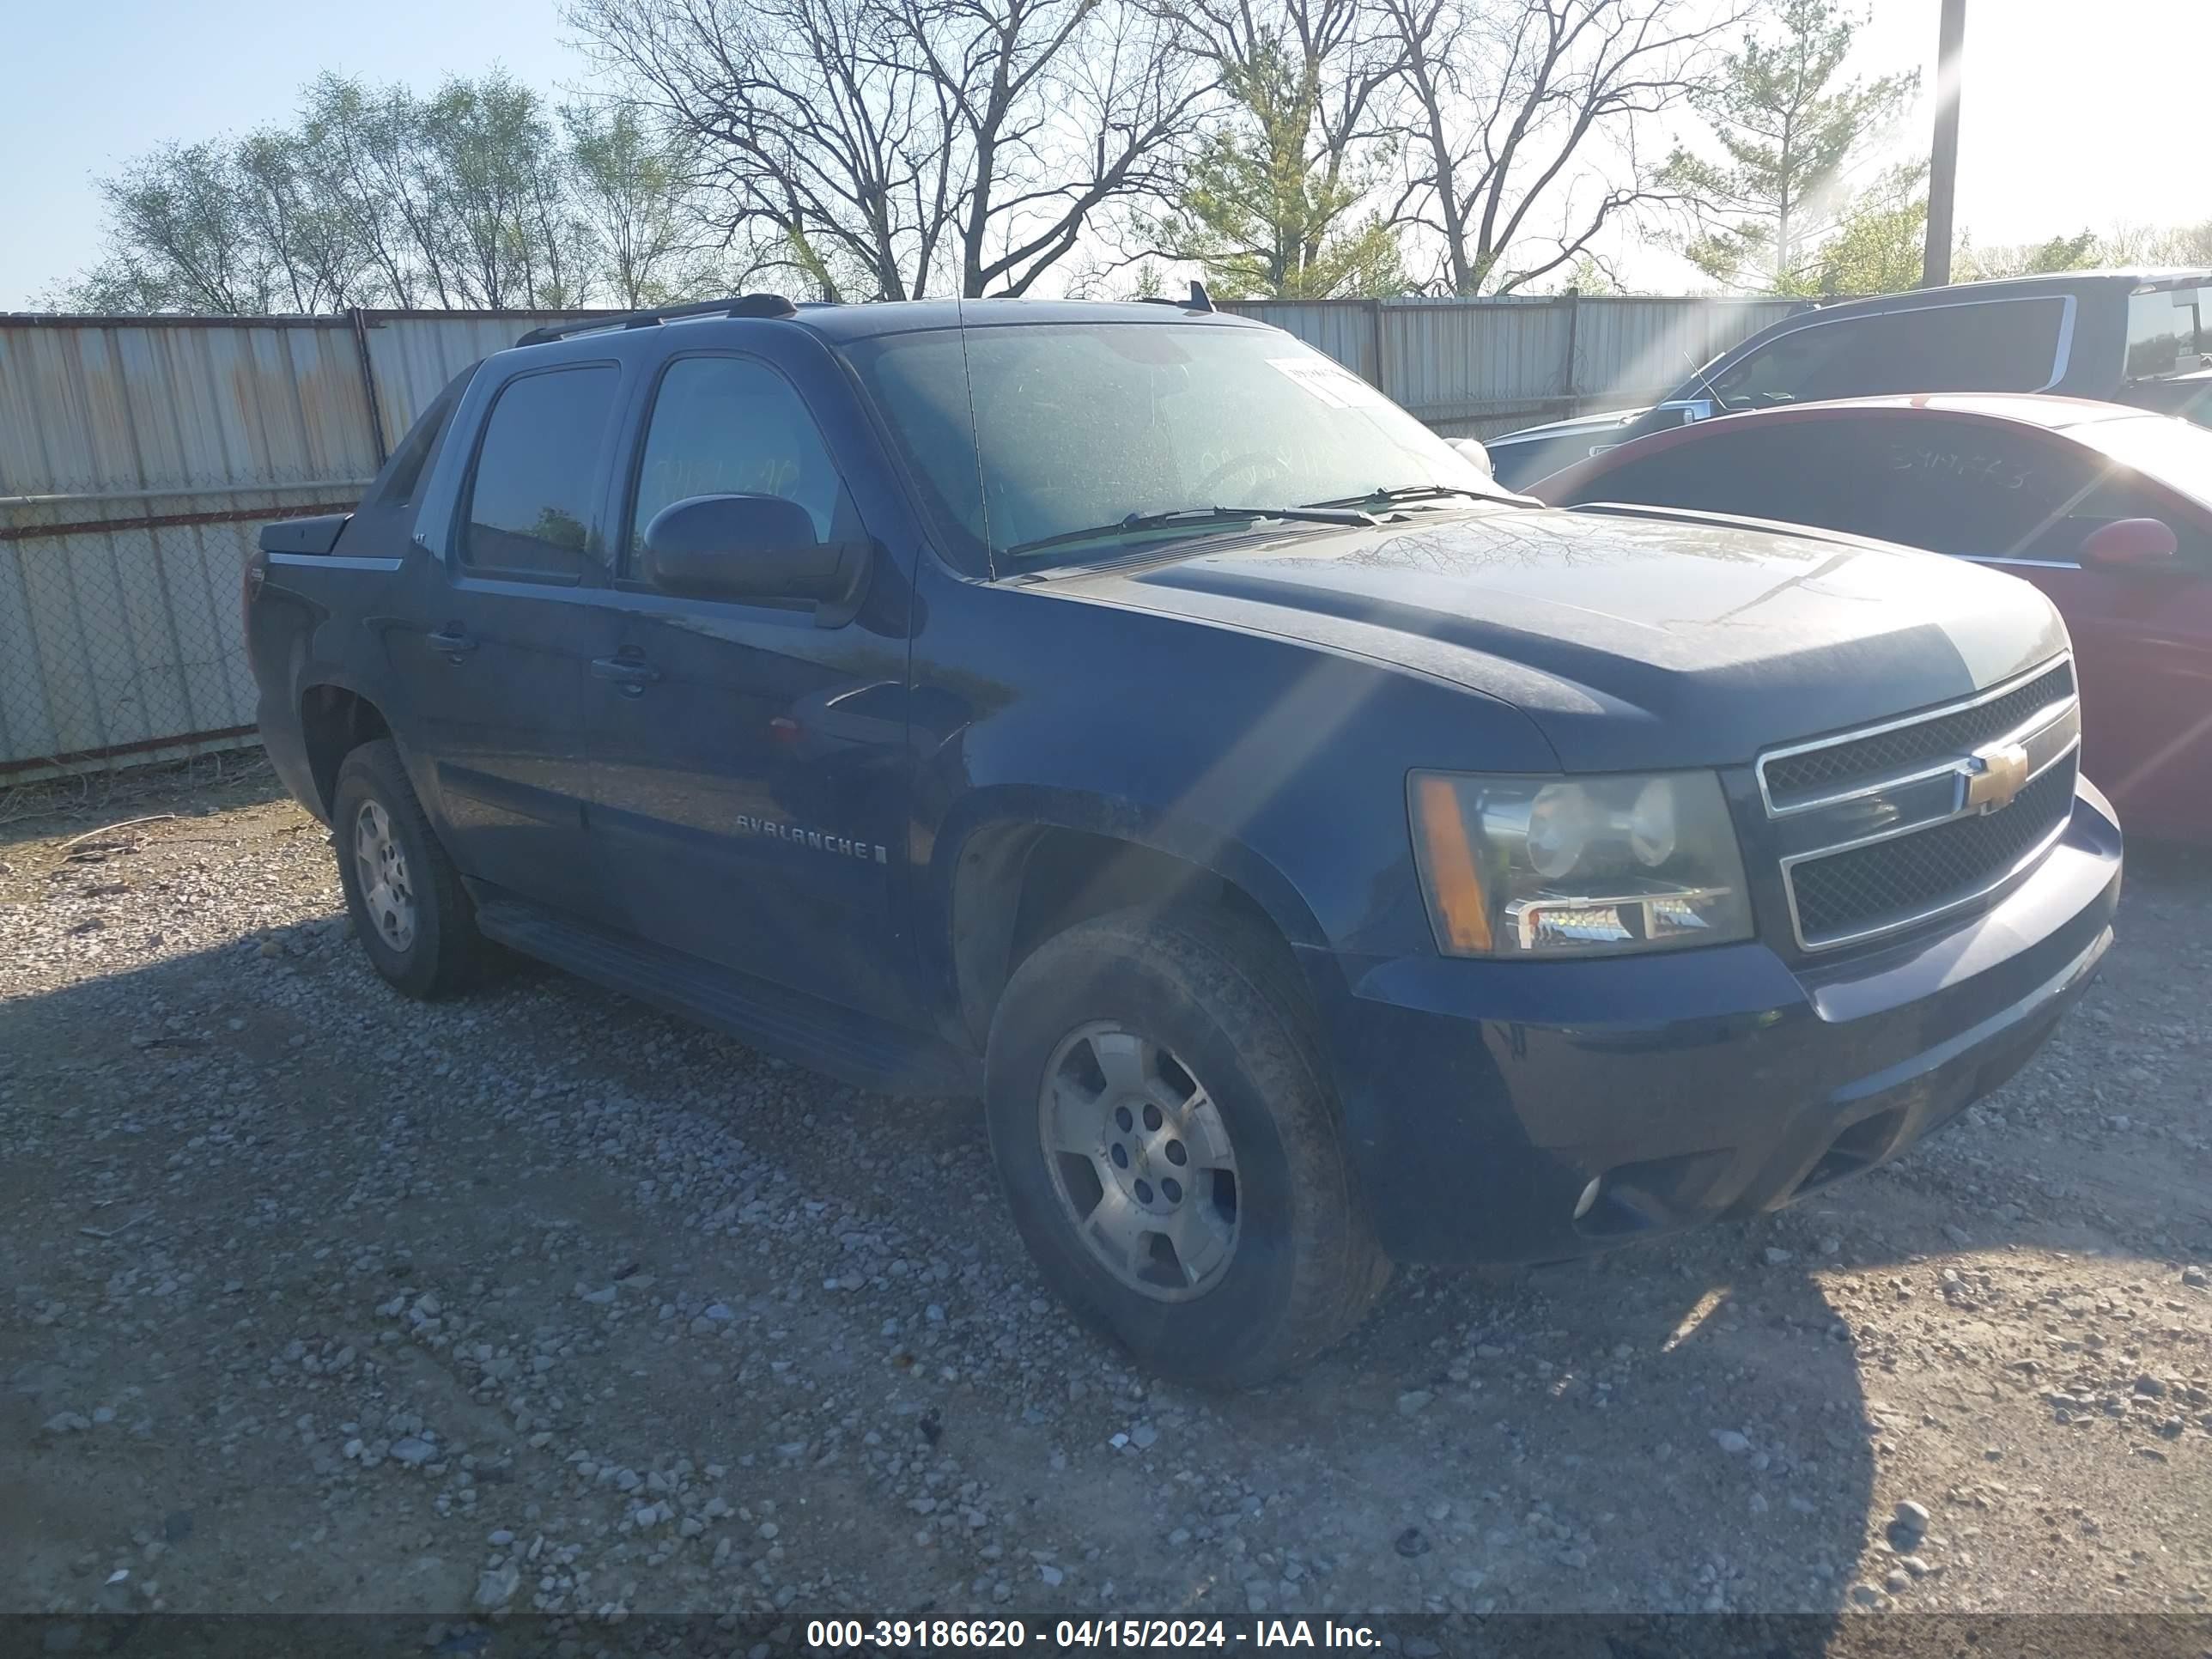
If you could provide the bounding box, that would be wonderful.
[641,493,863,604]
[2078,516,2179,568]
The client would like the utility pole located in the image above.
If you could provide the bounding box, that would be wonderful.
[1921,0,1966,287]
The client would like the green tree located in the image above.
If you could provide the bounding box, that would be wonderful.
[565,105,717,308]
[420,71,594,309]
[1662,0,1918,292]
[44,70,702,314]
[1776,160,1924,295]
[1150,0,1403,299]
[1952,228,2099,283]
[1150,36,1403,298]
[1384,0,1743,296]
[56,141,272,313]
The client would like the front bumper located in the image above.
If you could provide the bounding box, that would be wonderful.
[1304,779,2122,1265]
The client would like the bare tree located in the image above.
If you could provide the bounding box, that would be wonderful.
[1381,0,1740,295]
[569,0,938,300]
[234,128,381,311]
[297,75,457,308]
[419,73,584,309]
[566,104,722,307]
[570,0,1205,300]
[913,0,1210,295]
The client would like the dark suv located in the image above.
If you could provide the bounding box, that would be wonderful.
[248,294,2121,1384]
[1486,269,2212,489]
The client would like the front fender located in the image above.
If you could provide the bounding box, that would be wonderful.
[906,560,1561,1005]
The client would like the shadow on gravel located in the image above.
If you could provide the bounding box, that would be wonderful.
[5,844,2204,1628]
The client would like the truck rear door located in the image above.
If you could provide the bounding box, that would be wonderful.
[384,358,623,921]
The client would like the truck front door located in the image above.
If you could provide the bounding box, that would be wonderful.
[576,345,919,1022]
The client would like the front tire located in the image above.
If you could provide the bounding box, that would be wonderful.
[331,738,483,1000]
[985,908,1389,1386]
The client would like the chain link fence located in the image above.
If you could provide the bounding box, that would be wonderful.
[0,308,603,785]
[0,477,367,782]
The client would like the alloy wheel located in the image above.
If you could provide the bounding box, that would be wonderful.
[1036,1021,1240,1300]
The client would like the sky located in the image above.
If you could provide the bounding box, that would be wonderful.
[2,0,2203,308]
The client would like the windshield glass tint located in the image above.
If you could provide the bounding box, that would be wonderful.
[2125,286,2209,380]
[2075,414,2212,509]
[847,322,1490,570]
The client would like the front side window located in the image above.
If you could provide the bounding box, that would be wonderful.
[844,323,1494,573]
[461,366,618,580]
[627,356,860,569]
[1709,300,2069,409]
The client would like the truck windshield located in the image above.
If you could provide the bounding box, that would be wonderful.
[845,322,1493,573]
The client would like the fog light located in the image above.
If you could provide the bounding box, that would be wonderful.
[1572,1176,1601,1221]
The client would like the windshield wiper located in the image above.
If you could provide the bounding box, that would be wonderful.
[1004,503,1377,560]
[1302,483,1520,510]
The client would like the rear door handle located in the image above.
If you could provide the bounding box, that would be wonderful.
[426,624,477,659]
[591,654,661,695]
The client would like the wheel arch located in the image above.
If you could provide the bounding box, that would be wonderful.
[297,682,393,818]
[939,791,1328,1051]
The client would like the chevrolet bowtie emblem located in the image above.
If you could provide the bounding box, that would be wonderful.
[1964,741,2032,813]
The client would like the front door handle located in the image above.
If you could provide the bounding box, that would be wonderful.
[591,654,661,696]
[426,624,477,660]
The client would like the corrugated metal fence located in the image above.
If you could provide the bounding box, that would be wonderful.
[1220,294,1809,437]
[0,294,1807,780]
[0,309,597,780]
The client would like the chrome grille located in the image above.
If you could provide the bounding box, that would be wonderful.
[1790,755,2078,943]
[1759,658,2081,951]
[1763,661,2075,811]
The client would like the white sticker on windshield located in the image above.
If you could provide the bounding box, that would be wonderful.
[1267,356,1388,410]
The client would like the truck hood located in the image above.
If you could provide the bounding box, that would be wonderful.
[1060,505,2069,772]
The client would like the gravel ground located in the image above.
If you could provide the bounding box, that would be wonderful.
[3,757,2209,1630]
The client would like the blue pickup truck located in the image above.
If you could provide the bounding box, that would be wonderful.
[248,291,2122,1384]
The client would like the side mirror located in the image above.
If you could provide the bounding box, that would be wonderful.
[1448,437,1494,479]
[2078,517,2179,568]
[641,494,870,613]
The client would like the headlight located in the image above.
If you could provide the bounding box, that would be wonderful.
[1408,770,1753,957]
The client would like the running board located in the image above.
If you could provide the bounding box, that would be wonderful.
[472,894,981,1098]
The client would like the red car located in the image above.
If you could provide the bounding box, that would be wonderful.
[1534,395,2212,841]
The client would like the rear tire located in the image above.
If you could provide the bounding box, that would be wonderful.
[331,738,483,1000]
[985,907,1389,1387]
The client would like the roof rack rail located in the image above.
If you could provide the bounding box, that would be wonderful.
[1138,280,1217,315]
[514,293,798,347]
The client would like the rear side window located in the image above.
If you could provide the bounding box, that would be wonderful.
[1881,417,2212,567]
[2126,286,2209,380]
[1710,299,2069,407]
[1861,420,2087,556]
[1571,423,1863,526]
[461,366,618,580]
